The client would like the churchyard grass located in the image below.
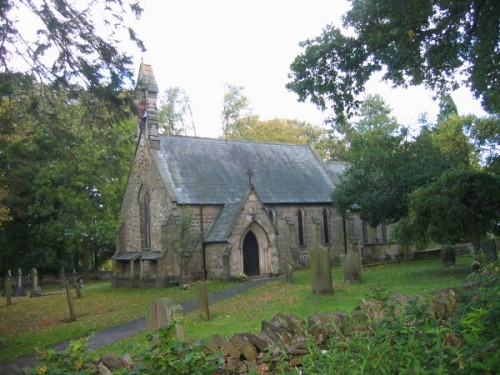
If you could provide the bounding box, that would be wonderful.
[1,256,472,363]
[101,256,472,356]
[0,280,237,362]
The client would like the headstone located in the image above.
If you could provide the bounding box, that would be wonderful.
[30,268,42,298]
[73,269,82,298]
[341,251,362,283]
[480,239,498,261]
[310,247,333,295]
[64,280,77,321]
[442,245,456,267]
[284,262,294,284]
[5,270,12,306]
[12,268,27,297]
[146,298,184,339]
[196,282,210,321]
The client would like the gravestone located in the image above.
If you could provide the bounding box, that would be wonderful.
[30,268,42,298]
[5,270,12,306]
[64,280,77,321]
[480,239,498,261]
[196,282,210,321]
[341,251,362,283]
[284,262,294,284]
[12,268,27,297]
[72,269,82,298]
[310,247,333,295]
[146,298,185,340]
[442,245,456,267]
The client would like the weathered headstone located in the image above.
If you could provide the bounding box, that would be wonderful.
[146,298,185,340]
[12,268,27,297]
[480,239,498,261]
[310,247,333,295]
[284,262,294,284]
[73,269,82,298]
[196,282,210,321]
[64,280,77,321]
[30,268,42,298]
[5,270,12,306]
[341,251,362,283]
[442,245,456,267]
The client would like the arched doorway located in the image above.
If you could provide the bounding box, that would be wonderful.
[243,231,260,276]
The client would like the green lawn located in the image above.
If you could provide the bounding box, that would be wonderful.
[0,256,472,363]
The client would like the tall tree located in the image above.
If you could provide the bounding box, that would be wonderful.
[157,87,196,136]
[287,0,499,123]
[409,171,500,253]
[221,84,253,136]
[437,93,459,123]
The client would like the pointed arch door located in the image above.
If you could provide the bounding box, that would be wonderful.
[243,231,260,276]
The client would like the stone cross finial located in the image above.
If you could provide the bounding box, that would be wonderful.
[246,169,254,186]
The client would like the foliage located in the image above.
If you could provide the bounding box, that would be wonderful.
[169,209,203,280]
[408,170,500,253]
[287,0,499,124]
[466,115,500,173]
[0,77,136,276]
[221,83,253,136]
[1,0,144,121]
[130,321,223,374]
[278,264,499,375]
[157,87,196,136]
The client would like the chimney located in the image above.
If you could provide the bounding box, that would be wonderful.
[135,63,159,146]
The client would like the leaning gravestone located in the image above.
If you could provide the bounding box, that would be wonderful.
[442,245,456,267]
[5,270,12,306]
[146,298,185,340]
[196,282,210,321]
[341,251,362,283]
[480,239,498,261]
[284,262,294,284]
[12,268,27,297]
[310,247,333,295]
[30,268,42,298]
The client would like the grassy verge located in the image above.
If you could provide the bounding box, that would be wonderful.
[0,280,237,362]
[102,256,472,356]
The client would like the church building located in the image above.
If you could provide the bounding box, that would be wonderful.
[112,64,398,288]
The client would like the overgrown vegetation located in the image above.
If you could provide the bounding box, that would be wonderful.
[24,258,498,374]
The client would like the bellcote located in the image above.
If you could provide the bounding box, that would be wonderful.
[136,63,159,144]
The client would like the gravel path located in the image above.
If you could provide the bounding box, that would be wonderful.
[0,277,274,374]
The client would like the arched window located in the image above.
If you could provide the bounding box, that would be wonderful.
[322,209,330,244]
[139,189,151,249]
[298,209,305,246]
[269,208,276,223]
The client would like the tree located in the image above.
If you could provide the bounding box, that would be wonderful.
[287,0,499,124]
[221,84,253,136]
[157,87,196,136]
[437,93,458,123]
[169,209,202,282]
[408,171,500,253]
[466,115,500,174]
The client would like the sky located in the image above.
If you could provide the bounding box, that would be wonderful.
[131,0,485,138]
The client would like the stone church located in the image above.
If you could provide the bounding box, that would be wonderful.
[112,64,398,288]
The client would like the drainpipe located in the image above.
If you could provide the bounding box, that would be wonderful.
[200,205,207,280]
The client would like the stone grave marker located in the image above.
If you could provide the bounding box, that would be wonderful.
[480,239,498,261]
[284,262,294,284]
[12,268,27,297]
[146,298,184,340]
[442,245,456,267]
[64,280,77,321]
[196,282,210,321]
[341,251,362,283]
[72,269,83,298]
[5,270,12,306]
[310,247,333,295]
[30,268,42,298]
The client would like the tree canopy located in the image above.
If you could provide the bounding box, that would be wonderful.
[287,0,499,123]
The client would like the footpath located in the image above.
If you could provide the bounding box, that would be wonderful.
[0,277,273,374]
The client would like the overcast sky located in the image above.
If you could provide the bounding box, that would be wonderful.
[132,0,485,138]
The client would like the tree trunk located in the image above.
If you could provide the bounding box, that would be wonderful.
[471,217,481,256]
[80,242,90,280]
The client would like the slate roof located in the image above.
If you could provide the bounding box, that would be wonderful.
[326,161,350,186]
[155,136,337,205]
[204,201,243,243]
